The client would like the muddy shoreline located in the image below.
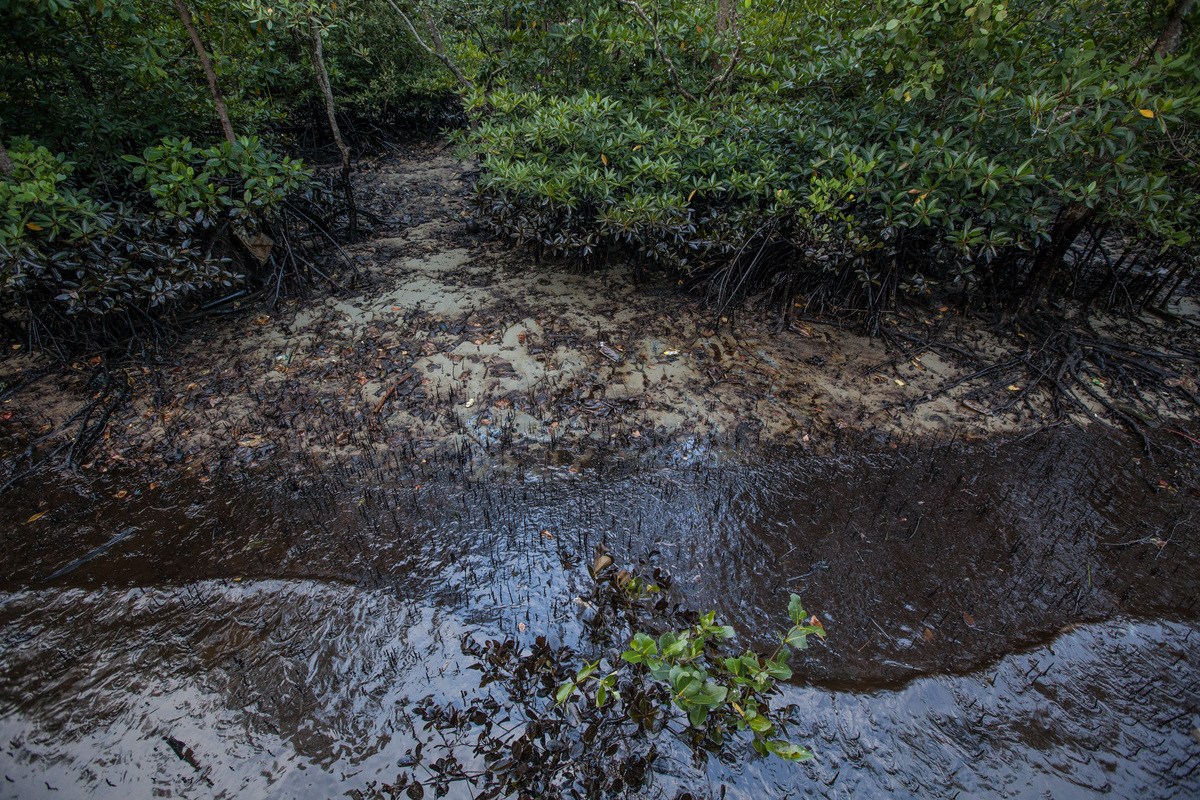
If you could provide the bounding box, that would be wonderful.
[2,141,1197,486]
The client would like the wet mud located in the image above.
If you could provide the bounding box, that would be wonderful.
[2,428,1198,797]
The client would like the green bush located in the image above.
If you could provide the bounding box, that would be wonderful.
[460,0,1200,315]
[124,135,311,224]
[0,139,237,321]
[1,135,320,350]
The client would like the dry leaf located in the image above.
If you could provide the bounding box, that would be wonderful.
[963,612,977,627]
[1139,108,1155,118]
[26,511,47,523]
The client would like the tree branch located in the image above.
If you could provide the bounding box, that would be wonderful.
[617,0,698,101]
[171,0,237,144]
[380,0,475,93]
[618,0,741,101]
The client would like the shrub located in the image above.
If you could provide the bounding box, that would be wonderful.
[0,135,316,350]
[460,0,1200,317]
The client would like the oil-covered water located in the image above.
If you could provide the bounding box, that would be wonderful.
[1,430,1197,798]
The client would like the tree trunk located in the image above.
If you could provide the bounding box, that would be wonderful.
[712,0,733,71]
[1016,203,1094,313]
[715,0,732,33]
[0,145,13,178]
[1152,0,1196,59]
[172,0,237,145]
[381,0,479,129]
[307,19,357,240]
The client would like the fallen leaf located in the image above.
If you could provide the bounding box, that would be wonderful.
[894,378,906,386]
[252,314,270,325]
[963,612,976,628]
[923,627,935,642]
[26,511,47,523]
[114,490,128,499]
[518,622,526,632]
[1007,384,1021,391]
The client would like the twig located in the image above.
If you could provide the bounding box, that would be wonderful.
[373,371,416,414]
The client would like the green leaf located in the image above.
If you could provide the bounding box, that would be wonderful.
[555,681,576,704]
[766,741,814,762]
[788,594,805,625]
[747,713,773,733]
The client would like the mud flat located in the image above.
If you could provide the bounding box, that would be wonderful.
[2,142,1197,481]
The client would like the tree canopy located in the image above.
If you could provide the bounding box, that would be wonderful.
[1,0,1197,351]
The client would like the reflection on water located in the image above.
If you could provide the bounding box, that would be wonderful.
[1,582,1196,798]
[1,430,1198,797]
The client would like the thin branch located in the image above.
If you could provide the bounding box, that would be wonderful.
[171,0,237,144]
[380,0,475,93]
[617,0,698,101]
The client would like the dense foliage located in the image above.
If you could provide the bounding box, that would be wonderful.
[2,0,1197,353]
[457,0,1200,320]
[0,0,454,351]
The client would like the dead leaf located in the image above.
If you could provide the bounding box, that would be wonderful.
[963,612,977,628]
[26,511,47,523]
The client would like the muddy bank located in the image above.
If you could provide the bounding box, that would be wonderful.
[2,142,1197,483]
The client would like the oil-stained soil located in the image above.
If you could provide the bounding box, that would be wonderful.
[2,142,1197,480]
